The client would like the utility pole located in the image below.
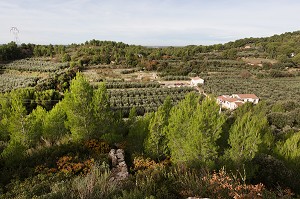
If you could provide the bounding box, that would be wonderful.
[10,27,20,45]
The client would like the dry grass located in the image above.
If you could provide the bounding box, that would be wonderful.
[241,57,278,65]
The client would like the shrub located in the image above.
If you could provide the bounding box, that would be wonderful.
[252,154,294,189]
[71,162,117,199]
[84,139,111,154]
[0,172,73,199]
[132,156,170,172]
[268,112,293,129]
[56,156,95,175]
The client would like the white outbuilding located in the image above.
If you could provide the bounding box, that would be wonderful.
[190,77,204,86]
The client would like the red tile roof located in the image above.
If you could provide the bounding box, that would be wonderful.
[234,101,245,107]
[226,98,240,102]
[217,96,227,101]
[217,96,239,102]
[191,77,203,80]
[234,94,259,99]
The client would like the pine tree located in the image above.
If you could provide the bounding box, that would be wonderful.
[0,94,10,141]
[166,93,199,165]
[145,96,172,160]
[166,93,225,168]
[43,101,68,145]
[277,131,300,169]
[128,106,137,126]
[2,90,29,165]
[226,110,271,166]
[63,73,95,141]
[1,139,27,166]
[92,82,111,137]
[127,112,153,155]
[27,106,46,147]
[8,90,29,145]
[186,97,226,168]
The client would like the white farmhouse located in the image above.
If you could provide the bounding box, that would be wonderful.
[217,94,259,110]
[217,95,244,110]
[232,94,259,104]
[190,77,204,86]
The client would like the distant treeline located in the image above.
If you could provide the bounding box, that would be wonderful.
[2,30,300,66]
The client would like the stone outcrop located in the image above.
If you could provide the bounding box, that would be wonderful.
[108,149,128,182]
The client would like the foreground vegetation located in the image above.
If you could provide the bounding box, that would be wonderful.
[0,73,299,198]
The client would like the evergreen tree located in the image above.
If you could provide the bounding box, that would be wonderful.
[43,101,68,145]
[145,96,172,160]
[92,82,111,137]
[186,97,226,168]
[27,106,46,147]
[2,90,29,165]
[166,93,198,165]
[8,90,29,145]
[127,112,153,155]
[63,73,95,141]
[0,95,10,141]
[225,109,272,168]
[166,93,225,168]
[128,106,137,126]
[1,139,27,166]
[277,131,300,169]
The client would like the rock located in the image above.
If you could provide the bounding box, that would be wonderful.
[108,149,118,167]
[108,148,129,182]
[116,149,125,161]
[118,161,126,167]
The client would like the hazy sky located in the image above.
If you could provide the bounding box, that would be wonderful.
[1,0,299,46]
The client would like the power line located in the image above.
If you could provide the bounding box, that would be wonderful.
[0,96,62,103]
[10,27,20,45]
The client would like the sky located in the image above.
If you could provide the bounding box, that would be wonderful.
[1,0,300,46]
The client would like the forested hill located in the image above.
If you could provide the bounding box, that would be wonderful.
[223,30,300,62]
[1,30,300,66]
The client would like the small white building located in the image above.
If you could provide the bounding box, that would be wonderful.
[232,94,259,104]
[217,95,244,110]
[217,94,259,110]
[191,77,204,86]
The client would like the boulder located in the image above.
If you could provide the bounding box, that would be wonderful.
[108,148,128,182]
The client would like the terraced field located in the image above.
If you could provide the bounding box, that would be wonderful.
[0,58,68,92]
[108,85,196,115]
[0,58,68,72]
[203,73,300,103]
[0,73,38,92]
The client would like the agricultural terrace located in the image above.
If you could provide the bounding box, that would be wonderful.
[108,86,196,115]
[202,68,300,103]
[82,65,198,116]
[0,73,38,92]
[0,58,71,92]
[0,58,68,72]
